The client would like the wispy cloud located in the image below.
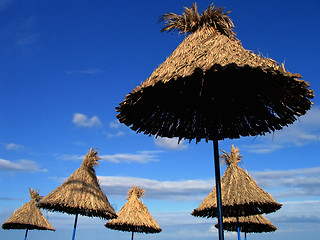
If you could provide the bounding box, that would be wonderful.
[72,113,102,128]
[97,166,320,202]
[59,150,160,164]
[66,68,105,75]
[105,131,125,138]
[100,150,159,164]
[98,176,213,201]
[154,137,188,150]
[4,143,24,151]
[250,167,320,199]
[0,158,47,172]
[109,119,121,129]
[242,107,320,153]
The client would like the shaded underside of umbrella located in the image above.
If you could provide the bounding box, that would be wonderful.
[214,214,277,233]
[116,5,314,143]
[105,186,162,234]
[2,188,55,231]
[38,149,117,220]
[192,145,282,218]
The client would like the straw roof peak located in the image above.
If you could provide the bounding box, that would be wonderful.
[161,2,235,39]
[81,148,101,169]
[128,186,145,199]
[220,145,242,166]
[29,188,42,202]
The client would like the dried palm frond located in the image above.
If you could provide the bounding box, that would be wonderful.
[29,188,42,202]
[82,148,101,169]
[161,2,235,38]
[220,144,242,166]
[128,186,145,200]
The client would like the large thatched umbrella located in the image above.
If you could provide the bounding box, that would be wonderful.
[38,148,117,240]
[105,186,162,240]
[192,145,282,218]
[214,214,277,240]
[2,188,55,240]
[116,3,314,240]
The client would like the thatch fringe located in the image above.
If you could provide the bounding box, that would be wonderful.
[2,188,55,231]
[215,214,277,233]
[105,186,161,234]
[38,149,117,220]
[161,3,235,38]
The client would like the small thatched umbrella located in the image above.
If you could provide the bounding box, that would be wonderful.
[105,186,162,240]
[2,188,55,240]
[192,145,282,218]
[214,214,277,240]
[38,148,117,240]
[116,3,314,240]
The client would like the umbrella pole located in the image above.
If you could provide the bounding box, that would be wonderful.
[72,213,79,240]
[131,231,134,240]
[24,229,28,240]
[213,140,224,240]
[237,216,241,240]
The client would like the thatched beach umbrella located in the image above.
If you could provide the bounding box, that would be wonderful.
[214,214,277,240]
[105,186,162,240]
[38,148,117,240]
[116,3,314,240]
[2,188,55,240]
[192,145,282,218]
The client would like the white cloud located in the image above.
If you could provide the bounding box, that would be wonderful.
[97,166,320,202]
[59,150,160,164]
[72,113,102,127]
[105,131,125,138]
[0,158,47,172]
[109,119,121,128]
[154,137,188,150]
[100,150,159,164]
[250,167,320,199]
[98,176,213,201]
[4,143,24,151]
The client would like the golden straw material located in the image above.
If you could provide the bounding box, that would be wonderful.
[192,145,282,217]
[214,214,277,233]
[38,149,117,220]
[2,188,55,231]
[105,186,162,234]
[116,3,314,143]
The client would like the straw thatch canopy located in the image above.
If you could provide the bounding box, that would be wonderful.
[192,145,282,217]
[116,3,314,143]
[105,186,162,234]
[2,188,55,231]
[214,214,277,233]
[38,149,117,220]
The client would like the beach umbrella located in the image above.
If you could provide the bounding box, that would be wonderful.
[105,186,162,240]
[38,148,117,240]
[2,188,55,240]
[214,214,277,240]
[192,145,282,218]
[115,3,314,240]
